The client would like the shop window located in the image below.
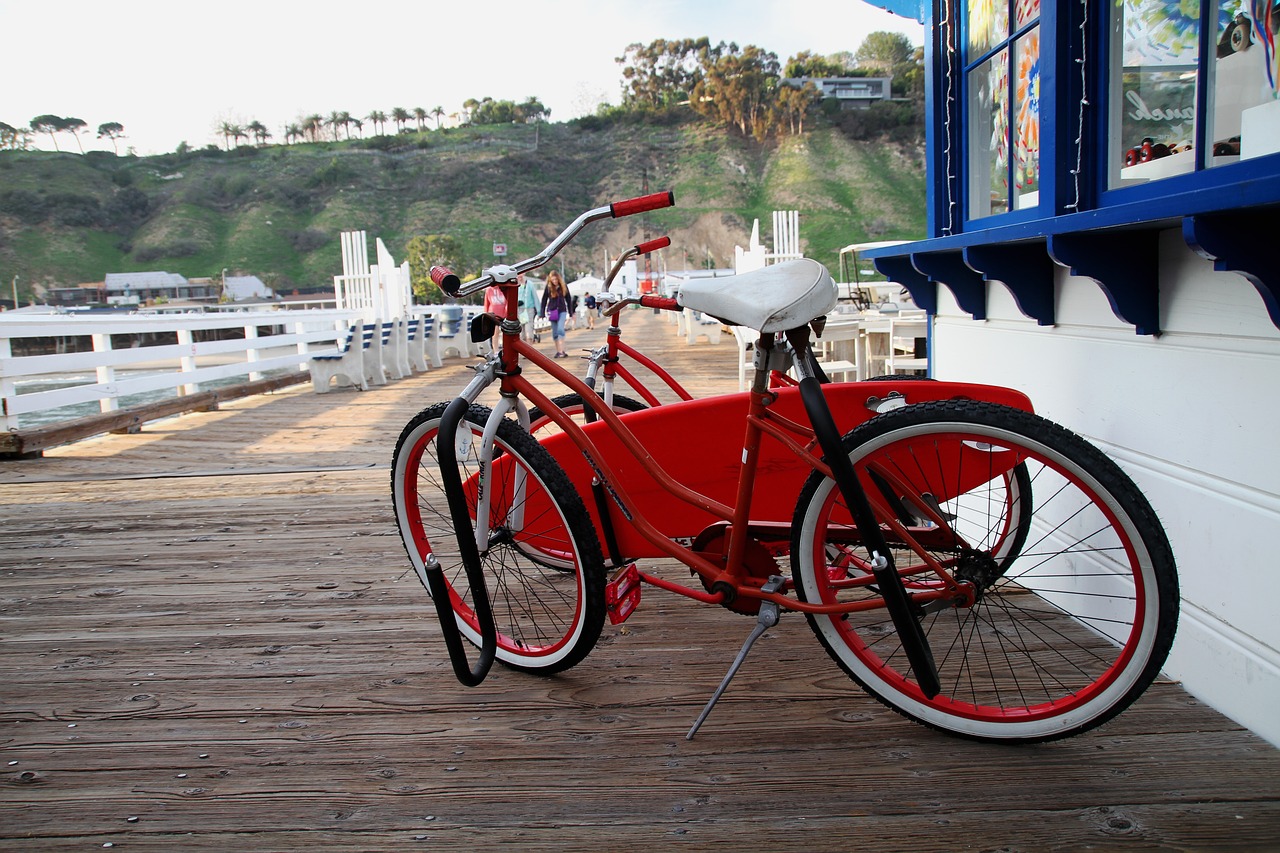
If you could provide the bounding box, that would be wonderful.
[967,0,1041,219]
[1110,0,1280,188]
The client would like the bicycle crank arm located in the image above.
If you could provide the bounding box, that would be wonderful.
[796,374,942,698]
[432,396,498,686]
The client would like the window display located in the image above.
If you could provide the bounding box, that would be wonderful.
[1111,0,1280,188]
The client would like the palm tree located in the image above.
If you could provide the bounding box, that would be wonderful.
[336,111,354,139]
[303,114,325,142]
[327,111,345,141]
[285,122,304,144]
[246,120,270,146]
[391,107,411,133]
[366,109,387,136]
[96,121,125,154]
[217,120,237,150]
[431,105,445,129]
[413,107,427,131]
[350,117,364,138]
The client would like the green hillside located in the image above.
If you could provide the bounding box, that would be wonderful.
[0,118,925,302]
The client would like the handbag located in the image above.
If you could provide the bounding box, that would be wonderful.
[547,308,561,322]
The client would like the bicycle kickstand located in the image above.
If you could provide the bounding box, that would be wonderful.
[686,575,786,740]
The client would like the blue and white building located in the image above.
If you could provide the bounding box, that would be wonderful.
[861,0,1280,744]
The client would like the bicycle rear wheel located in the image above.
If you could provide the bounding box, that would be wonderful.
[392,402,606,674]
[790,400,1178,742]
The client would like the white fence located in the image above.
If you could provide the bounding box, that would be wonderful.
[334,231,413,322]
[0,308,362,431]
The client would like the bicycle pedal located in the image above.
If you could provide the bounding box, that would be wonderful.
[605,564,642,625]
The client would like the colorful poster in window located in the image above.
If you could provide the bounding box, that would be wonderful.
[1015,28,1041,202]
[1122,0,1202,66]
[1016,0,1041,28]
[968,0,1010,58]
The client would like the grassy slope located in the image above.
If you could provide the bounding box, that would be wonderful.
[0,120,924,297]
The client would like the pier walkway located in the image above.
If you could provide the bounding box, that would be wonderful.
[2,310,1278,851]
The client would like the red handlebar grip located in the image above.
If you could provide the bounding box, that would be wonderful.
[635,236,671,255]
[611,190,675,218]
[430,265,461,296]
[639,295,679,311]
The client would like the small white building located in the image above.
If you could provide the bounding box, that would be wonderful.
[222,275,273,301]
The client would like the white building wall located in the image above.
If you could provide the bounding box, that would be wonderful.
[930,227,1280,745]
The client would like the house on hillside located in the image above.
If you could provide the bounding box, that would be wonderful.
[782,75,894,109]
[859,0,1280,745]
[103,271,214,305]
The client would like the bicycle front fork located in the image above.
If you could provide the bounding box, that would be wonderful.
[783,328,942,698]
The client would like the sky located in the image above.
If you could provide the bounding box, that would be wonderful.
[4,0,922,156]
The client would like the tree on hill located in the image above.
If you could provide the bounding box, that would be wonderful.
[773,80,823,134]
[617,37,719,109]
[784,50,855,79]
[689,43,780,140]
[62,117,88,153]
[431,106,445,129]
[1,121,32,150]
[391,107,411,133]
[413,107,428,131]
[96,121,125,153]
[246,120,271,146]
[366,109,387,136]
[856,31,913,74]
[30,115,64,151]
[303,114,325,142]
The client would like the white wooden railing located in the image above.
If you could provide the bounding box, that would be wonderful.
[0,308,362,431]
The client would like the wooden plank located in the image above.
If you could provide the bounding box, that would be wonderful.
[1,310,1278,851]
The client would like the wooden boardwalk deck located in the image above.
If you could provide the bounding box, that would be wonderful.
[2,310,1278,851]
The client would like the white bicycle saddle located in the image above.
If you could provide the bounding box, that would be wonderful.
[676,258,837,333]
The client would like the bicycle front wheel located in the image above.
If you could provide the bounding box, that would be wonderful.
[791,400,1178,742]
[392,402,606,674]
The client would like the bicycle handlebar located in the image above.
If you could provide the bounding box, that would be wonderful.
[611,191,675,218]
[432,191,676,298]
[635,236,671,255]
[430,266,462,296]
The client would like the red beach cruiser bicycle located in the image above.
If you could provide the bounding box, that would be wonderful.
[391,192,1179,742]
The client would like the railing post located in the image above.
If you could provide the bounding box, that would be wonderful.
[92,333,118,413]
[177,328,199,396]
[294,320,309,371]
[244,323,262,382]
[0,334,16,431]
